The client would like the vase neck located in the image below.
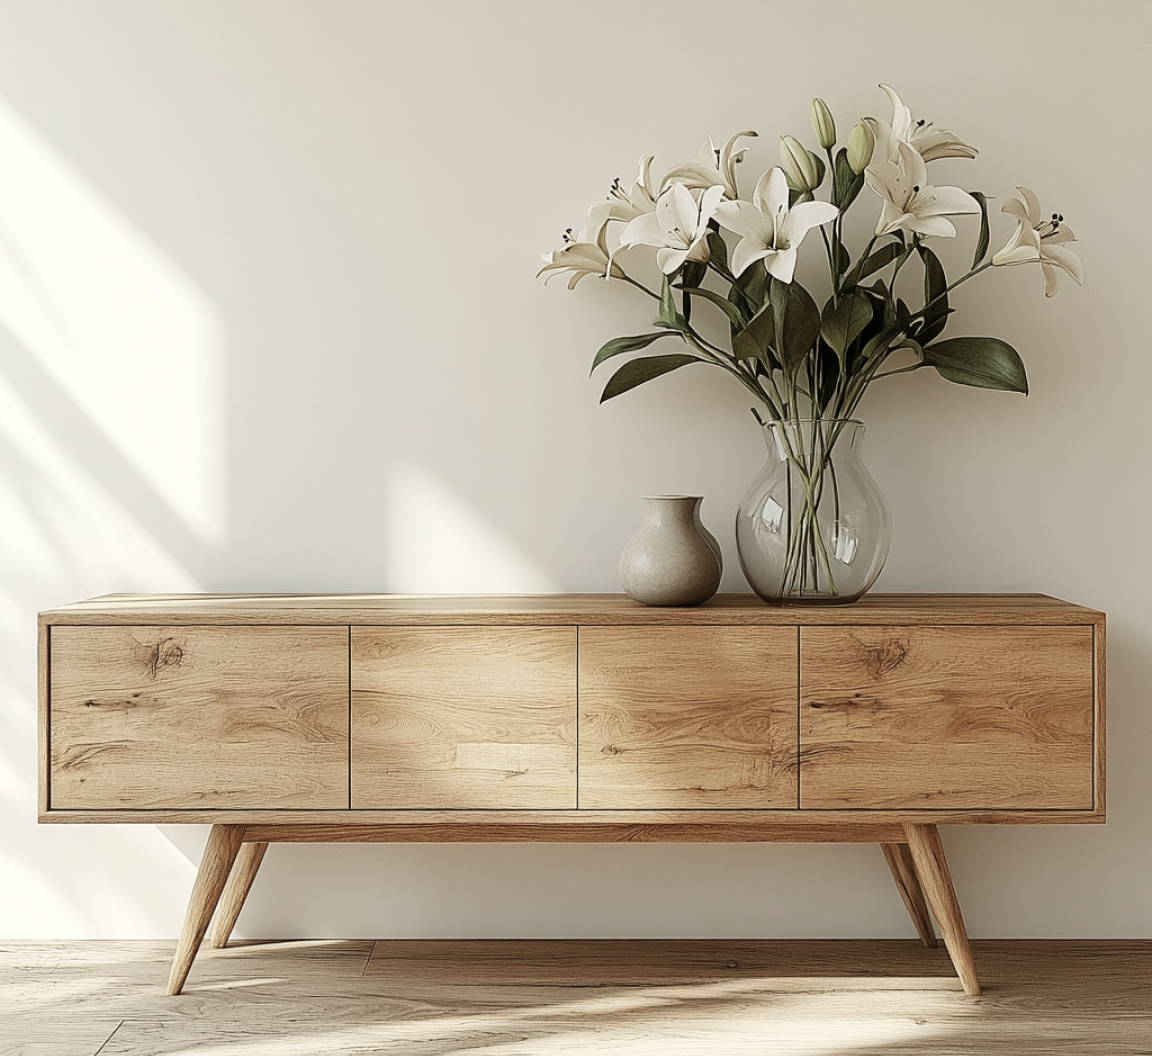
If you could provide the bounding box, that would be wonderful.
[641,495,702,526]
[763,418,863,459]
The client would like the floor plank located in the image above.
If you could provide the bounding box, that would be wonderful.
[1,940,1149,1055]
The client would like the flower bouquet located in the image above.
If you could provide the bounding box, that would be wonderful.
[540,85,1082,602]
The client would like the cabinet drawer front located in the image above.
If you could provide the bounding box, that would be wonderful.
[351,627,576,809]
[579,627,799,809]
[800,626,1095,810]
[49,625,349,810]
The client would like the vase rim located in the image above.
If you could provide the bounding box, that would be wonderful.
[641,494,703,501]
[761,417,864,427]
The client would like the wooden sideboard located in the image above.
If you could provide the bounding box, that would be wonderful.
[38,593,1105,996]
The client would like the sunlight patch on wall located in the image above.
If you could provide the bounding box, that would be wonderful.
[384,464,559,593]
[0,367,199,600]
[0,95,226,546]
[0,91,227,936]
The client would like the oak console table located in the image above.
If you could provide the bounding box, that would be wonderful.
[38,593,1105,996]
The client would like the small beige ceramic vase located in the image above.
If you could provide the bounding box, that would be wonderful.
[619,495,723,606]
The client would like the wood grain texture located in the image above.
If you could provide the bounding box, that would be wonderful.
[351,627,576,809]
[881,843,937,948]
[167,824,246,995]
[579,626,799,809]
[211,842,269,948]
[37,621,50,819]
[39,805,1108,825]
[40,592,1106,626]
[800,626,1096,811]
[49,625,349,810]
[904,824,980,997]
[1094,623,1106,816]
[238,822,909,843]
[6,939,1152,1055]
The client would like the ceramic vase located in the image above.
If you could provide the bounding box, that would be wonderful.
[619,495,722,606]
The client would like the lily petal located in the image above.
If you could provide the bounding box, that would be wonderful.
[993,243,1041,266]
[1014,186,1042,224]
[714,199,768,241]
[1043,243,1085,285]
[618,210,668,249]
[911,184,980,219]
[781,199,840,242]
[904,214,958,239]
[729,236,773,277]
[656,246,689,274]
[764,247,798,284]
[880,84,912,146]
[755,166,790,216]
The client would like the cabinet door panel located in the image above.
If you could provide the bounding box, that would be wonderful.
[800,626,1095,810]
[50,625,349,810]
[352,627,576,809]
[579,627,799,809]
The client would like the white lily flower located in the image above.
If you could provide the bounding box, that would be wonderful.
[865,141,980,238]
[538,225,624,288]
[583,155,659,245]
[866,84,977,165]
[992,187,1084,297]
[714,167,838,283]
[661,130,756,198]
[617,183,725,274]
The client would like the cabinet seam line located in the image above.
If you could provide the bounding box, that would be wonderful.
[795,626,801,812]
[347,625,352,811]
[575,625,580,811]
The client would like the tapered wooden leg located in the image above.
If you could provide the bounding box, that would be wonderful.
[903,824,981,996]
[881,842,937,948]
[211,841,269,949]
[167,824,246,995]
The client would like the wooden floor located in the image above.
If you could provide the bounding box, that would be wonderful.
[2,939,1150,1055]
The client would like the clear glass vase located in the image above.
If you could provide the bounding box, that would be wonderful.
[736,419,891,604]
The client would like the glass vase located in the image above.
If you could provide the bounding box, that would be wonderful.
[735,419,890,604]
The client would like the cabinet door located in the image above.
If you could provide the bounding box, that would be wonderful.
[800,625,1095,810]
[49,625,349,810]
[351,627,577,808]
[579,626,799,809]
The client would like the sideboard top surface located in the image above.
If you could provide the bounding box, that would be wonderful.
[39,592,1105,627]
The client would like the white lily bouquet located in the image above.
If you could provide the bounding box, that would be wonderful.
[540,85,1083,602]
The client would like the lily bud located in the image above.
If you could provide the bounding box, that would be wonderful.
[846,121,875,175]
[780,135,820,192]
[810,98,836,150]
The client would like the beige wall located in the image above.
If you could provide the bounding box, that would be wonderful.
[1,0,1148,939]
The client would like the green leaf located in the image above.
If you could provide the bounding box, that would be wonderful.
[810,150,826,190]
[706,230,729,274]
[921,337,1029,393]
[971,191,990,268]
[591,332,677,373]
[896,297,912,333]
[599,353,700,402]
[832,239,851,281]
[918,245,950,344]
[770,279,822,376]
[656,276,686,331]
[733,304,776,368]
[843,242,907,289]
[685,286,748,330]
[734,262,769,316]
[821,291,873,363]
[681,260,707,289]
[679,262,706,324]
[831,148,864,211]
